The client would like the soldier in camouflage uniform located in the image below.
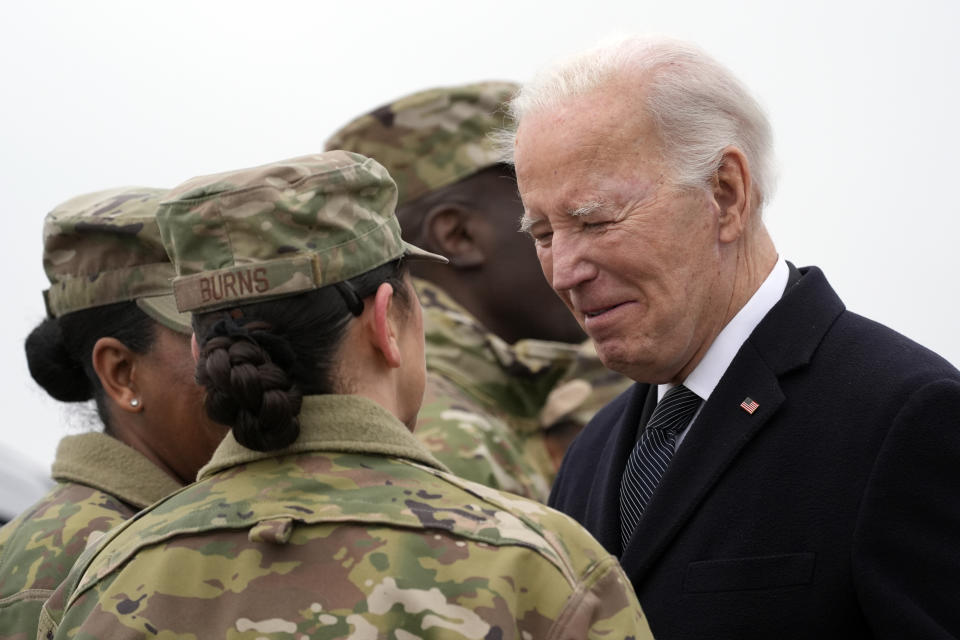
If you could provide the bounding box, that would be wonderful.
[39,151,653,639]
[326,83,631,501]
[0,189,225,639]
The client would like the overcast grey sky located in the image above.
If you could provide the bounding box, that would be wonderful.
[2,0,958,471]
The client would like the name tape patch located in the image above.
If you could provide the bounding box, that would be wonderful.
[173,257,318,312]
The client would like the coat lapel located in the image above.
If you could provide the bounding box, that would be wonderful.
[619,342,784,577]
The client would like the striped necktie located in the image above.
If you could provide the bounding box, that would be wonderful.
[619,384,702,550]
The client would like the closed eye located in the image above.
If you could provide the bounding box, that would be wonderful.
[532,230,553,247]
[583,219,612,231]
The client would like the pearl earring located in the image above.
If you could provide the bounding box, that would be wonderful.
[130,398,140,408]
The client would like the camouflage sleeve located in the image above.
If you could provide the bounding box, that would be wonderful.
[539,341,633,431]
[416,373,551,502]
[547,556,653,640]
[35,527,112,640]
[425,470,653,640]
[0,482,135,640]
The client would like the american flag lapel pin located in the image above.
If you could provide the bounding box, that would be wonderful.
[740,397,759,415]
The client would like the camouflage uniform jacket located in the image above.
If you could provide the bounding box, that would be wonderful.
[0,433,180,640]
[417,371,552,502]
[39,395,652,639]
[415,279,631,495]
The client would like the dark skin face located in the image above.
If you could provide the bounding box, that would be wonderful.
[95,324,228,484]
[404,166,586,345]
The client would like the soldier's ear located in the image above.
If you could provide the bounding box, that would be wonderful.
[423,203,485,269]
[91,337,141,413]
[368,282,402,369]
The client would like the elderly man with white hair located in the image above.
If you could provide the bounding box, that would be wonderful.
[510,35,960,639]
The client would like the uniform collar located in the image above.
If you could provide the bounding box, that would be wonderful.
[198,394,448,481]
[51,432,182,509]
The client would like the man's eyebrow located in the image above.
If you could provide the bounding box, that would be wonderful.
[518,199,608,234]
[518,213,539,234]
[569,200,604,218]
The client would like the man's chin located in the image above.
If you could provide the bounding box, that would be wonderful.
[594,341,670,384]
[592,341,635,377]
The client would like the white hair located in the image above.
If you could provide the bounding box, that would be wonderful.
[507,35,777,212]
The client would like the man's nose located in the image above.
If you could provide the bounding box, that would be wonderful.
[548,232,596,293]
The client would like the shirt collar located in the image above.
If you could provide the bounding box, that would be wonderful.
[660,255,788,403]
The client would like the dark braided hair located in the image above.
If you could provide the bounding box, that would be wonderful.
[24,302,158,433]
[193,259,411,452]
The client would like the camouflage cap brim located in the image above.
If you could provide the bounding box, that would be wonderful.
[402,241,447,265]
[136,294,192,335]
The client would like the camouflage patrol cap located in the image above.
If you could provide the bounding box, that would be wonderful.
[157,150,447,314]
[324,81,518,206]
[42,187,191,334]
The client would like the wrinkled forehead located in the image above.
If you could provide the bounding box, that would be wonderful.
[515,102,667,218]
[515,88,662,170]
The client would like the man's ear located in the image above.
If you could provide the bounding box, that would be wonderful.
[370,282,402,368]
[423,203,485,268]
[91,337,141,413]
[713,146,753,244]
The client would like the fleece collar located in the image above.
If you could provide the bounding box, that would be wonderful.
[51,432,181,509]
[198,394,447,480]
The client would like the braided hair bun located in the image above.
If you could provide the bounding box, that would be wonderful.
[197,318,303,451]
